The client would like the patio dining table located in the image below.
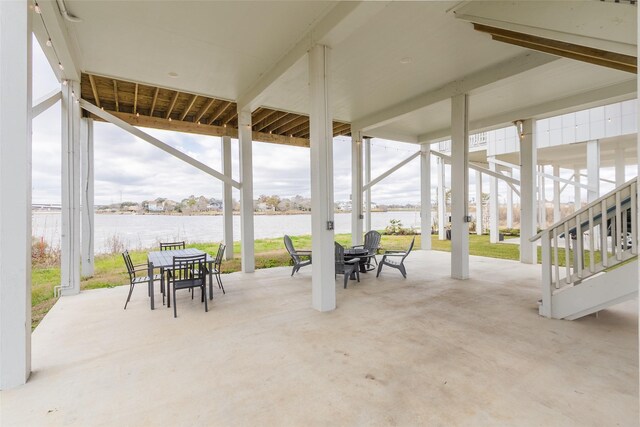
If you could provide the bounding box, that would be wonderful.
[344,247,369,275]
[147,248,215,310]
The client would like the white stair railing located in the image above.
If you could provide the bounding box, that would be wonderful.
[531,179,638,317]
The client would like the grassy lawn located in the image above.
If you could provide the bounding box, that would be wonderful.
[31,232,563,329]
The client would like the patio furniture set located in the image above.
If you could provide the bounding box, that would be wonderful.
[284,231,415,287]
[122,241,226,317]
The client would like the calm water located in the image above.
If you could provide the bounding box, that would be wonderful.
[32,211,423,254]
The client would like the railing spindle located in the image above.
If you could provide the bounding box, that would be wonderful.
[553,227,560,289]
[564,221,571,283]
[588,207,595,273]
[575,213,583,279]
[631,182,638,255]
[615,192,622,261]
[601,199,608,268]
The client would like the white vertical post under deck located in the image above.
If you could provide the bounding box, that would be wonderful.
[475,170,483,235]
[489,157,499,243]
[0,0,31,389]
[520,119,537,264]
[222,135,234,260]
[574,166,582,210]
[615,147,626,187]
[351,129,363,246]
[238,109,255,272]
[506,169,513,229]
[538,165,547,228]
[437,157,446,240]
[553,164,561,223]
[81,118,94,277]
[450,94,469,280]
[309,45,335,312]
[61,81,81,295]
[587,140,600,203]
[420,145,432,250]
[364,137,371,233]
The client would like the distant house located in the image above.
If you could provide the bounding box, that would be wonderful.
[148,202,164,212]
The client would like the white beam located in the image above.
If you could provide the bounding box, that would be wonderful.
[553,165,561,224]
[237,1,377,110]
[81,118,94,277]
[488,157,520,171]
[434,151,520,187]
[587,140,600,202]
[364,137,372,232]
[351,129,363,246]
[222,135,234,260]
[421,145,432,249]
[32,89,61,118]
[489,157,499,244]
[437,157,446,240]
[363,128,418,144]
[506,169,513,229]
[81,100,240,189]
[238,109,255,273]
[450,94,470,279]
[539,171,589,189]
[615,147,626,187]
[574,166,582,210]
[309,45,335,312]
[475,170,483,235]
[353,52,556,132]
[363,151,420,191]
[0,0,31,389]
[418,80,636,143]
[520,120,537,264]
[538,165,547,228]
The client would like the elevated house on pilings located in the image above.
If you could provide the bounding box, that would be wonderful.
[1,1,638,424]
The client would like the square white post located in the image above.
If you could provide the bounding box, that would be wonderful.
[615,147,626,187]
[420,145,432,250]
[351,128,363,246]
[506,169,513,229]
[450,94,469,279]
[222,135,234,260]
[538,165,547,228]
[81,118,94,277]
[309,44,335,312]
[489,157,499,243]
[553,164,561,223]
[574,166,582,210]
[61,81,81,295]
[520,119,537,264]
[364,137,372,232]
[0,0,31,389]
[238,109,254,272]
[475,170,483,235]
[587,140,600,203]
[437,157,446,240]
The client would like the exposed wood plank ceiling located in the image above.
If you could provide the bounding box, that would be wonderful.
[80,73,351,148]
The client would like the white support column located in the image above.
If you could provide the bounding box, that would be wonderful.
[364,137,372,232]
[489,157,499,243]
[615,146,625,187]
[81,118,94,277]
[553,164,561,223]
[222,135,234,260]
[538,165,547,228]
[309,44,335,311]
[60,81,81,296]
[351,129,363,246]
[520,119,537,264]
[238,109,255,272]
[506,169,513,229]
[437,157,446,240]
[421,145,432,249]
[0,0,31,389]
[574,166,582,210]
[587,140,600,202]
[475,170,483,235]
[450,94,469,280]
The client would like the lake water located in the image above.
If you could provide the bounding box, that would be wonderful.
[32,211,424,254]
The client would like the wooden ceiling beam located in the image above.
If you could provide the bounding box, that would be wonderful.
[133,83,139,114]
[166,91,180,119]
[275,116,308,135]
[252,108,276,124]
[88,74,101,108]
[473,23,637,74]
[208,101,232,125]
[180,94,198,121]
[223,111,238,126]
[195,98,215,123]
[265,113,299,134]
[150,87,159,116]
[113,80,119,112]
[256,111,287,132]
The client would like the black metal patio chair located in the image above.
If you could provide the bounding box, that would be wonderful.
[335,242,360,288]
[376,237,415,278]
[160,241,185,251]
[209,243,226,297]
[167,253,208,318]
[351,230,381,271]
[122,250,161,309]
[284,235,312,276]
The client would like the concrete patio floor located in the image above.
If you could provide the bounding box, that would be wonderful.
[2,251,637,426]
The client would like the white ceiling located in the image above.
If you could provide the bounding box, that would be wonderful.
[56,1,636,141]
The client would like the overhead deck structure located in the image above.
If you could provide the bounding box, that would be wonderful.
[0,0,637,389]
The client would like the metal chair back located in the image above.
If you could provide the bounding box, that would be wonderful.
[160,241,185,251]
[363,230,381,255]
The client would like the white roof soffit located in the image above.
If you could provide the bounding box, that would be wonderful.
[453,0,637,57]
[237,1,391,111]
[351,51,558,133]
